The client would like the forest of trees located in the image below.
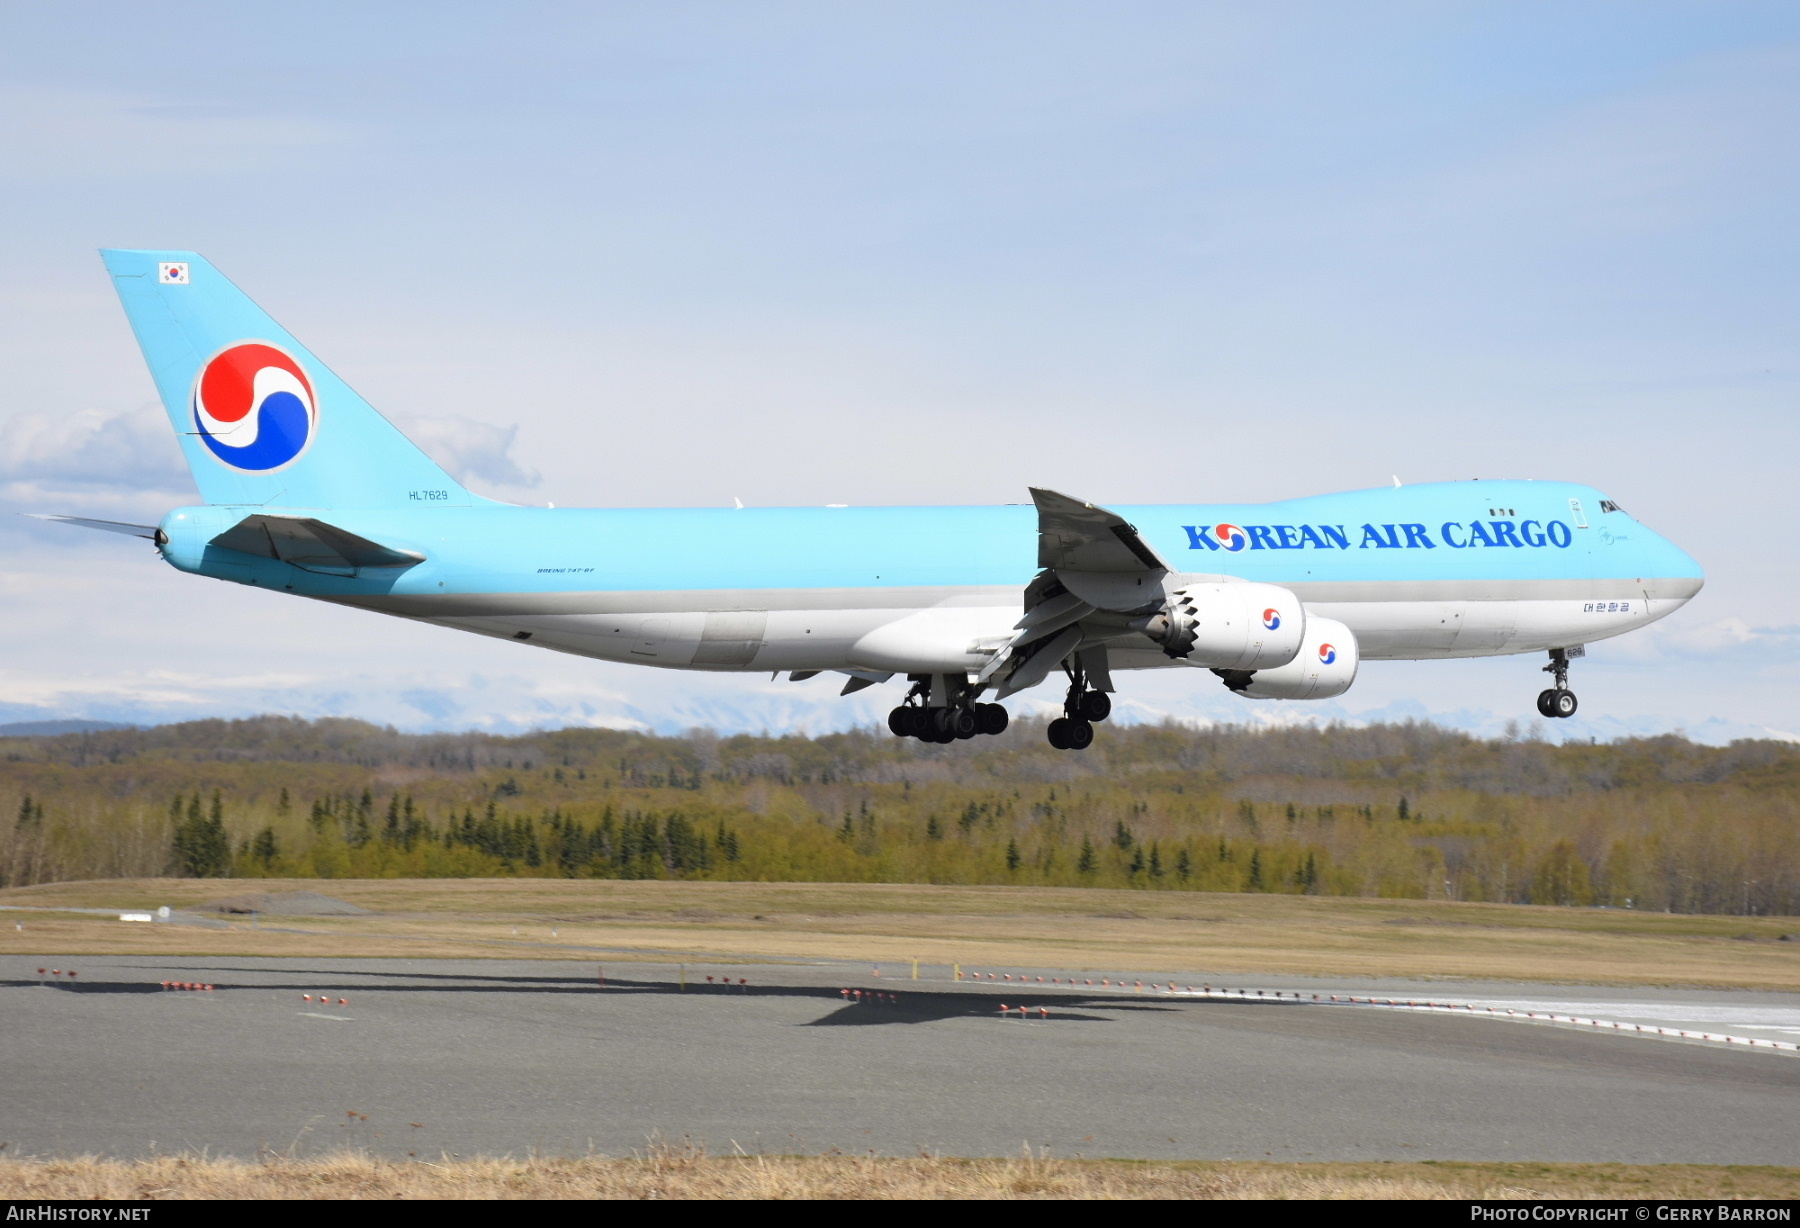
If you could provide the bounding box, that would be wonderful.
[2,715,1797,915]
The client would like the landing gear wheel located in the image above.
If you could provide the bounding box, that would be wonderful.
[887,707,912,737]
[902,707,932,739]
[1538,648,1581,719]
[1047,718,1072,750]
[920,710,955,743]
[1076,691,1111,723]
[950,708,980,740]
[1046,718,1094,751]
[976,703,1009,735]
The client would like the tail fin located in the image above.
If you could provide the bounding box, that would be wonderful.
[101,249,475,509]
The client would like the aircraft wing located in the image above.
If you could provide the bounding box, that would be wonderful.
[980,489,1177,698]
[1030,487,1170,573]
[210,514,425,576]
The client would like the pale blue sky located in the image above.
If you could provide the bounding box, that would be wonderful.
[2,3,1796,740]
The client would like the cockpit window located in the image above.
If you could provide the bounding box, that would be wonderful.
[1599,499,1626,514]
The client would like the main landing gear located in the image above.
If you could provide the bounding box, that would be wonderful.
[1046,658,1111,752]
[887,676,1009,744]
[1535,647,1579,719]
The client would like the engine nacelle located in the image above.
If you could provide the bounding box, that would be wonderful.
[1219,617,1359,700]
[1132,582,1305,671]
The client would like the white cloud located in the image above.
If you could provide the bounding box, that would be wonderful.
[389,413,541,491]
[1603,616,1800,666]
[0,405,194,514]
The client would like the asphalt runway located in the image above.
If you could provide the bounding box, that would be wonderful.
[4,954,1798,1163]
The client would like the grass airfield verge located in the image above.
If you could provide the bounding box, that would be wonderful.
[4,878,1798,988]
[0,1153,1795,1201]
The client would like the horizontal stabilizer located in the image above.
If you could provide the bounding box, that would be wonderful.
[27,514,160,541]
[210,514,425,576]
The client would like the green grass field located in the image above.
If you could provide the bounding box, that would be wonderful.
[6,876,1798,988]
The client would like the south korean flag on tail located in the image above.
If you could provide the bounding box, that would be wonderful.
[159,262,189,284]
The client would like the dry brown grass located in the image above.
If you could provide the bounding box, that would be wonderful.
[1,1149,1795,1200]
[6,878,1799,988]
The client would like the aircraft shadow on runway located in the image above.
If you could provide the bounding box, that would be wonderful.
[3,972,1242,1026]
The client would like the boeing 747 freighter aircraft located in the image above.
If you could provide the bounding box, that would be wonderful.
[39,251,1705,749]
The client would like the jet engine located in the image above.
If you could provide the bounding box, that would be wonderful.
[1131,581,1305,671]
[1215,617,1359,700]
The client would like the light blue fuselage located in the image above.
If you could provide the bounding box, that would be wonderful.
[91,247,1702,699]
[157,478,1702,677]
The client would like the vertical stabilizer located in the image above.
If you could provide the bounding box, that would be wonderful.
[101,249,474,509]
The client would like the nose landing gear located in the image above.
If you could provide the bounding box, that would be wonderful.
[1535,647,1580,719]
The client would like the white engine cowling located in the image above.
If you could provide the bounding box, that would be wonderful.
[1224,617,1359,700]
[1133,581,1305,671]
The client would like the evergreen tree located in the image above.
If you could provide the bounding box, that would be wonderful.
[1175,847,1192,881]
[1148,842,1163,878]
[959,802,979,834]
[1113,820,1134,851]
[1128,846,1145,876]
[276,787,291,818]
[839,812,854,842]
[926,813,943,840]
[16,794,41,827]
[1005,838,1021,872]
[251,827,280,867]
[1077,835,1097,875]
[384,795,401,843]
[1248,848,1264,890]
[1397,796,1411,823]
[665,814,703,872]
[172,791,230,877]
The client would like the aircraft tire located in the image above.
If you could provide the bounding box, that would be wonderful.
[951,708,980,739]
[1076,691,1111,722]
[887,707,911,737]
[1535,690,1559,718]
[902,707,932,738]
[1551,689,1578,719]
[1064,719,1095,750]
[976,703,1009,735]
[1046,718,1073,750]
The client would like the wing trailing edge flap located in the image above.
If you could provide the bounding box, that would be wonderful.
[787,669,895,696]
[210,514,426,576]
